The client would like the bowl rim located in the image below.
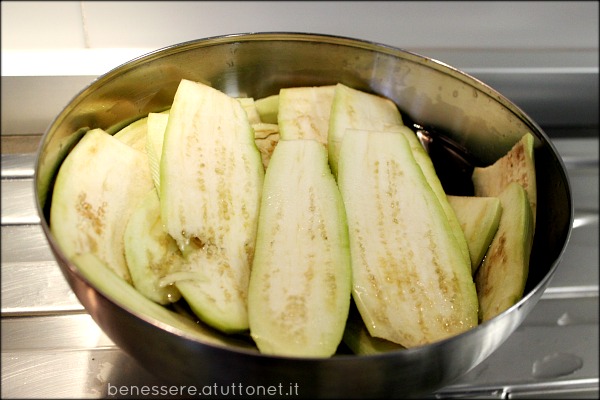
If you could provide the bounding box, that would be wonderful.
[33,31,575,364]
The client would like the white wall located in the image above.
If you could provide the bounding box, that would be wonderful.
[3,1,598,50]
[1,1,598,133]
[2,1,599,75]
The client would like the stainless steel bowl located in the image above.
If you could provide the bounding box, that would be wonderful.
[34,32,573,398]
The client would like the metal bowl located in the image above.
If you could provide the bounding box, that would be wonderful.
[34,32,573,398]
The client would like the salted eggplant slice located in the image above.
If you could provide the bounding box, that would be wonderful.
[475,182,534,322]
[248,140,351,357]
[160,79,264,333]
[71,252,256,351]
[113,116,148,152]
[124,188,182,305]
[144,111,170,192]
[254,94,279,124]
[278,85,336,146]
[448,195,503,273]
[337,130,478,348]
[472,133,536,227]
[327,83,403,178]
[398,126,471,268]
[50,128,154,283]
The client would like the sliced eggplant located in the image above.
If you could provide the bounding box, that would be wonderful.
[50,128,154,283]
[448,195,503,273]
[342,304,404,355]
[124,188,182,305]
[113,116,148,152]
[71,252,256,351]
[160,79,264,333]
[254,93,279,124]
[398,126,471,267]
[337,130,478,348]
[253,123,280,169]
[327,83,404,178]
[237,97,262,124]
[475,182,534,322]
[472,133,536,227]
[145,111,170,192]
[278,85,336,146]
[248,139,351,357]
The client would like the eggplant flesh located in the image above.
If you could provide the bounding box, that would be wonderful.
[248,140,352,357]
[337,130,478,348]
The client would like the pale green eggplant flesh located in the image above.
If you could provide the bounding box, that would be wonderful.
[254,94,279,124]
[475,182,534,322]
[448,195,503,274]
[50,80,538,357]
[160,79,264,333]
[248,140,352,357]
[472,133,537,228]
[71,252,256,351]
[337,130,478,348]
[124,188,182,305]
[278,85,336,146]
[50,128,154,283]
[398,126,471,268]
[145,111,170,192]
[327,83,404,178]
[342,304,404,355]
[237,97,262,125]
[113,115,149,152]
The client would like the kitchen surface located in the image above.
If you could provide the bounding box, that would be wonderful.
[2,2,598,398]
